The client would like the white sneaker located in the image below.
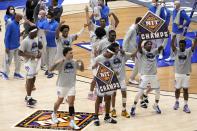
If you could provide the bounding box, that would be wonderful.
[158,54,163,60]
[129,79,139,85]
[165,57,175,62]
[165,57,171,61]
[70,120,80,130]
[51,112,59,124]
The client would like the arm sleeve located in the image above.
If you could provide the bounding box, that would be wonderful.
[4,24,12,49]
[123,27,134,52]
[181,10,191,27]
[166,10,171,26]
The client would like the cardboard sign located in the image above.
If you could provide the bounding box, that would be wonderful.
[138,11,169,40]
[95,63,121,93]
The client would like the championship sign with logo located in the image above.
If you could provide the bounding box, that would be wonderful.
[138,11,169,40]
[95,63,121,93]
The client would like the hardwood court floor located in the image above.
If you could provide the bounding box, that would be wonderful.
[61,7,197,94]
[0,3,197,131]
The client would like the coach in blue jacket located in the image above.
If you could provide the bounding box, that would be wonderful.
[1,14,24,80]
[159,0,171,60]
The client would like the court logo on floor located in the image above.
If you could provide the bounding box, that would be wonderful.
[15,110,94,130]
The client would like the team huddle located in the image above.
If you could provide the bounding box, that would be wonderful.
[1,0,197,129]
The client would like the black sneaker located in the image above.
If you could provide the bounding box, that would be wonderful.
[25,96,37,104]
[26,98,36,108]
[47,73,54,78]
[94,118,100,126]
[140,100,148,108]
[94,115,100,126]
[45,70,48,75]
[104,116,117,124]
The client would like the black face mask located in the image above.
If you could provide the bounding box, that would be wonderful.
[178,54,187,60]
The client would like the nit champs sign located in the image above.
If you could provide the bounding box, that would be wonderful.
[138,11,169,40]
[95,63,121,93]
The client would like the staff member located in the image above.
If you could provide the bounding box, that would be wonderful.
[1,14,24,80]
[165,1,190,61]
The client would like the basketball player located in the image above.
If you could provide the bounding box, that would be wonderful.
[123,17,142,85]
[171,35,197,113]
[87,27,107,101]
[97,30,117,54]
[130,40,163,116]
[55,21,85,60]
[165,1,190,61]
[18,26,42,107]
[89,30,117,110]
[111,42,138,118]
[92,44,117,126]
[50,47,84,129]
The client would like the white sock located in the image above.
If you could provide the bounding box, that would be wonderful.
[155,102,158,106]
[27,96,32,100]
[184,100,188,105]
[176,99,179,102]
[122,107,126,111]
[112,107,115,110]
[70,119,74,123]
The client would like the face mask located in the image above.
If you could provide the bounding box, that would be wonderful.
[152,3,156,6]
[38,15,42,19]
[161,3,165,7]
[10,9,14,14]
[47,18,52,22]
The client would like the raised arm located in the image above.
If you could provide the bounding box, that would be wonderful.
[122,26,135,52]
[85,6,93,31]
[109,12,119,29]
[171,35,177,52]
[56,21,65,39]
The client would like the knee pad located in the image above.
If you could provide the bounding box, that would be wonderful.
[69,106,75,116]
[183,88,188,93]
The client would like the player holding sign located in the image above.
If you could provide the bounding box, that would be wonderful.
[130,40,163,116]
[92,44,118,126]
[171,35,197,113]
